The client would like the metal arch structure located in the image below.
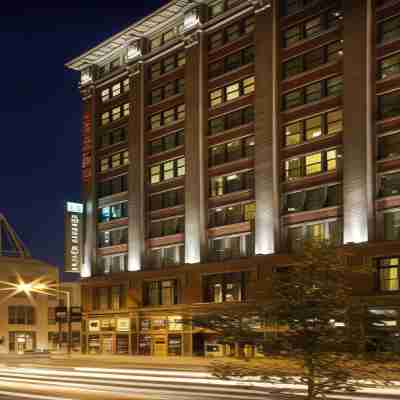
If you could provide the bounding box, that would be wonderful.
[0,214,31,258]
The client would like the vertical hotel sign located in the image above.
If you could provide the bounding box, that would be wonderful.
[65,202,84,273]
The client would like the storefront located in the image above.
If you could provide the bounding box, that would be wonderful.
[86,317,131,355]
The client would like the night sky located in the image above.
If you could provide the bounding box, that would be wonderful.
[0,2,165,280]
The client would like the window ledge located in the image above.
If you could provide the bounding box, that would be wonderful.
[377,154,400,163]
[147,144,184,160]
[209,187,253,200]
[284,169,339,184]
[281,94,341,113]
[208,156,253,171]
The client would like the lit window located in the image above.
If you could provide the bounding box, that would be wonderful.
[210,89,223,107]
[123,151,129,165]
[305,153,322,175]
[150,166,161,184]
[285,122,302,146]
[112,107,121,121]
[111,154,120,169]
[101,112,110,126]
[163,161,174,180]
[226,83,240,101]
[112,83,121,97]
[243,76,255,94]
[285,158,302,180]
[305,116,322,140]
[123,79,130,93]
[101,88,110,102]
[123,103,130,117]
[177,158,185,176]
[327,149,338,171]
[163,109,175,125]
[150,114,161,130]
[100,158,109,172]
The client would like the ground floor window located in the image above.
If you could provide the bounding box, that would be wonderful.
[9,332,36,353]
[168,334,182,356]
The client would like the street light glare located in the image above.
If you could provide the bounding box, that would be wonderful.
[17,282,32,293]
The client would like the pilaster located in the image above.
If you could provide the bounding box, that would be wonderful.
[80,84,97,278]
[183,5,208,264]
[343,0,375,243]
[253,0,279,254]
[127,62,146,271]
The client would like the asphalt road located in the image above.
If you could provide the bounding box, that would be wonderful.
[0,357,397,399]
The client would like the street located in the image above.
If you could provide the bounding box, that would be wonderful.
[0,357,398,399]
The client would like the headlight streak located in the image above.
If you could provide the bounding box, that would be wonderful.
[0,367,397,400]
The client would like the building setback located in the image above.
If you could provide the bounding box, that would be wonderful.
[67,0,400,356]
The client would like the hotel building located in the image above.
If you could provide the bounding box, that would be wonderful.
[67,0,400,356]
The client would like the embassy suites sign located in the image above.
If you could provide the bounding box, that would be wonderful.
[65,202,83,273]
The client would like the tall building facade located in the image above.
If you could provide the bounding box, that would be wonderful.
[67,0,400,356]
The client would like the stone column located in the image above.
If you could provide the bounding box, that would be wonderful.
[127,62,145,271]
[343,0,375,243]
[253,0,280,254]
[184,12,208,264]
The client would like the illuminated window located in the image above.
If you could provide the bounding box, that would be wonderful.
[112,107,121,121]
[123,103,130,117]
[305,153,322,175]
[163,161,174,180]
[150,166,161,184]
[111,154,120,169]
[379,91,400,119]
[209,0,224,17]
[285,158,302,180]
[150,114,161,130]
[226,83,240,101]
[177,104,185,120]
[112,83,121,97]
[101,88,110,102]
[327,149,338,171]
[285,122,302,145]
[203,272,245,302]
[327,76,343,96]
[210,89,223,107]
[177,158,185,176]
[243,76,255,94]
[305,116,322,140]
[163,109,175,125]
[378,258,400,291]
[123,151,129,165]
[244,203,256,221]
[100,158,109,172]
[123,79,130,92]
[101,112,110,126]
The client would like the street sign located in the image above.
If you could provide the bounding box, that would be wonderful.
[64,202,84,273]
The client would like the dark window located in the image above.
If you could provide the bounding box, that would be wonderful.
[380,173,400,197]
[203,272,245,303]
[208,106,254,135]
[379,53,400,80]
[98,175,128,198]
[148,131,184,155]
[208,16,254,50]
[144,280,178,306]
[379,91,400,119]
[378,133,400,159]
[379,15,400,43]
[8,306,35,325]
[98,127,127,149]
[283,41,343,79]
[150,217,184,238]
[384,211,400,240]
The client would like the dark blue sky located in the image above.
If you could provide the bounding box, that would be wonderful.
[0,2,165,279]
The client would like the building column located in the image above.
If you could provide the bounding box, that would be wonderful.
[81,84,97,278]
[253,1,280,254]
[343,0,375,244]
[184,20,208,264]
[127,62,145,271]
